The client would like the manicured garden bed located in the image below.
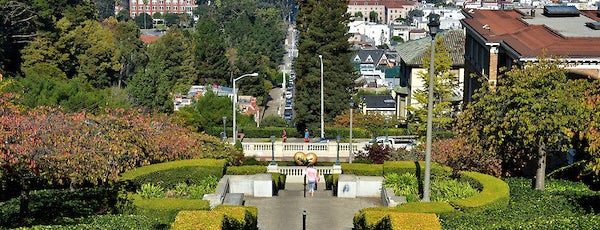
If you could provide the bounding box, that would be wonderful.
[440,177,600,229]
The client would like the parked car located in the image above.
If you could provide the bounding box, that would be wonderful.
[284,109,293,120]
[366,136,418,150]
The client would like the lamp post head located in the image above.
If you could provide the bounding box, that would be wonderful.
[223,116,226,121]
[349,97,354,107]
[386,117,390,122]
[318,54,322,59]
[249,72,259,77]
[427,13,440,39]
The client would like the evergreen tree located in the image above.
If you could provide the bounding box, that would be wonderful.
[293,0,357,134]
[128,28,197,112]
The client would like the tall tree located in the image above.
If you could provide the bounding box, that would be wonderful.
[457,57,594,190]
[293,0,357,134]
[128,27,197,112]
[406,35,459,137]
[112,19,148,88]
[194,15,229,85]
[0,1,38,74]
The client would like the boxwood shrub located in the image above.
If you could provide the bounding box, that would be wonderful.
[354,210,442,230]
[171,205,258,230]
[15,215,157,230]
[449,171,510,212]
[341,163,383,176]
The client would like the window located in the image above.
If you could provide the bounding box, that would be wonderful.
[132,6,136,10]
[160,6,163,10]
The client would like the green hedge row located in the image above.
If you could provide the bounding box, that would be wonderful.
[226,165,267,175]
[119,159,226,190]
[341,163,383,176]
[205,126,375,138]
[18,215,158,230]
[449,171,510,212]
[119,159,227,181]
[171,205,258,230]
[130,193,211,228]
[341,161,452,178]
[353,210,442,230]
[383,161,452,180]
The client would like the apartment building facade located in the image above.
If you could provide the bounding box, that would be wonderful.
[128,0,197,18]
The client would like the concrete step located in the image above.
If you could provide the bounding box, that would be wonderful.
[278,183,331,198]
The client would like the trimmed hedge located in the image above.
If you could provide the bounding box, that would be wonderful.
[171,205,258,230]
[226,165,268,175]
[119,159,227,181]
[354,210,442,230]
[130,193,210,228]
[361,202,458,219]
[119,159,226,190]
[19,215,157,230]
[449,171,510,212]
[382,161,453,184]
[341,163,383,176]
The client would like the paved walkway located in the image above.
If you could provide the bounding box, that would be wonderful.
[245,183,382,230]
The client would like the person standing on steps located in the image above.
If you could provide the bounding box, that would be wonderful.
[304,128,309,142]
[282,129,287,142]
[305,163,319,197]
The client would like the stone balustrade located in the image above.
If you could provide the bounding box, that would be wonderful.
[241,141,362,162]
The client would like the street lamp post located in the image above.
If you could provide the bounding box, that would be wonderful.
[222,116,227,141]
[423,13,440,202]
[270,135,276,165]
[336,136,341,165]
[349,97,354,164]
[233,72,259,144]
[385,117,390,143]
[319,54,324,140]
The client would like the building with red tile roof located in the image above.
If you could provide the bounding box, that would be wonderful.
[140,35,161,43]
[460,8,600,103]
[348,0,418,24]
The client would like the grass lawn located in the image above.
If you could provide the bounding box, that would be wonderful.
[440,177,600,229]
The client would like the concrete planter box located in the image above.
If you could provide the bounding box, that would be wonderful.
[356,176,383,197]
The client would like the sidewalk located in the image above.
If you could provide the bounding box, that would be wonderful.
[244,183,382,230]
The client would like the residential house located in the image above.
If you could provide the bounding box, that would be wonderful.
[238,96,261,125]
[395,30,465,117]
[360,95,397,117]
[460,8,600,103]
[348,20,392,47]
[351,49,400,88]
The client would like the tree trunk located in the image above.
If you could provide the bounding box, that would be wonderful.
[19,189,29,215]
[535,140,546,191]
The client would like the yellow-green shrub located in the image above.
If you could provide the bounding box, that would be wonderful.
[449,171,510,212]
[354,210,442,230]
[171,205,258,230]
[171,210,222,230]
